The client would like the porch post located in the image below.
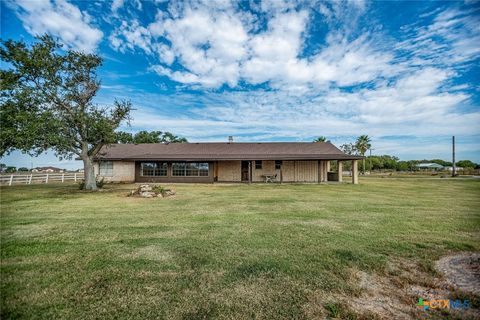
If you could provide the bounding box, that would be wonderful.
[320,160,327,182]
[326,161,331,172]
[352,160,359,184]
[248,160,252,184]
[317,160,321,183]
[337,161,343,182]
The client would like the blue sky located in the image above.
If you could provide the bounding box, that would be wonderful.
[1,0,479,169]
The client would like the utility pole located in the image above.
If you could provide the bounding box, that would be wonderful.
[452,136,456,177]
[369,148,372,173]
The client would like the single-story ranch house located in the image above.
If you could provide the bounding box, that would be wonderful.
[93,142,363,184]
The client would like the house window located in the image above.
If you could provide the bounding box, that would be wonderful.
[172,162,209,176]
[99,161,113,176]
[172,162,186,176]
[140,162,167,176]
[198,163,209,176]
[275,160,282,170]
[255,161,262,170]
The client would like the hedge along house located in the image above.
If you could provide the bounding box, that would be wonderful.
[93,142,363,184]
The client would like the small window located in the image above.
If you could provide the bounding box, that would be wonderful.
[255,161,262,170]
[275,160,282,170]
[99,161,113,176]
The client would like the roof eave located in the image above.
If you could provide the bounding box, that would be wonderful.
[92,155,365,161]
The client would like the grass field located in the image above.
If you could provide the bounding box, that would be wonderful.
[1,177,479,319]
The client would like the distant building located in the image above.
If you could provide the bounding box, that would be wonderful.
[416,163,444,171]
[444,166,463,172]
[31,166,65,173]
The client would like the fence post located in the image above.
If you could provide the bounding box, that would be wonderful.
[29,174,33,184]
[74,173,77,182]
[61,173,65,183]
[9,174,13,186]
[45,174,49,184]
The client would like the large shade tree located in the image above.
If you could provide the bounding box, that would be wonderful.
[0,35,132,190]
[355,135,372,174]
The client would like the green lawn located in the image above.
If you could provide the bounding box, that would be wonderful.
[1,178,479,319]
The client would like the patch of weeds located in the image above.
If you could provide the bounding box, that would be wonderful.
[151,185,169,195]
[414,242,428,249]
[324,302,357,319]
[334,250,361,265]
[417,259,436,274]
[441,240,475,251]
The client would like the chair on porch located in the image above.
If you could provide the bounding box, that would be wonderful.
[264,173,277,183]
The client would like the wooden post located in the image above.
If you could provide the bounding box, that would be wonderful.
[74,173,77,182]
[248,161,252,184]
[29,174,33,184]
[338,161,343,182]
[452,136,456,177]
[317,160,321,183]
[352,160,358,184]
[326,161,330,172]
[45,174,49,184]
[9,174,13,186]
[61,173,65,183]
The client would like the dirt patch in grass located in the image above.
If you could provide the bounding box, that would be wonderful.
[436,252,480,295]
[321,256,480,319]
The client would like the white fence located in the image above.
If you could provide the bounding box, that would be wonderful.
[0,173,82,186]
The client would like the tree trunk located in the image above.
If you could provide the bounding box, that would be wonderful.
[82,156,97,191]
[362,158,366,175]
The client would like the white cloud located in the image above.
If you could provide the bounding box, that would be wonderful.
[111,0,124,13]
[109,1,398,90]
[101,2,479,161]
[396,6,480,65]
[109,20,153,54]
[9,0,103,52]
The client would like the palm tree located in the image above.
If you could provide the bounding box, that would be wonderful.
[313,136,327,142]
[355,135,372,174]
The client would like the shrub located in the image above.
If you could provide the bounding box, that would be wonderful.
[152,185,171,196]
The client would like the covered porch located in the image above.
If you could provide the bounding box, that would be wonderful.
[213,159,359,184]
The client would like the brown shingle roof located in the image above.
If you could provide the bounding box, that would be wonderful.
[95,142,363,161]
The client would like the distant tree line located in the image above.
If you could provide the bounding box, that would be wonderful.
[363,156,479,171]
[314,136,479,172]
[115,131,187,144]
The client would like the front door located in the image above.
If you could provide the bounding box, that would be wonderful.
[241,161,249,182]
